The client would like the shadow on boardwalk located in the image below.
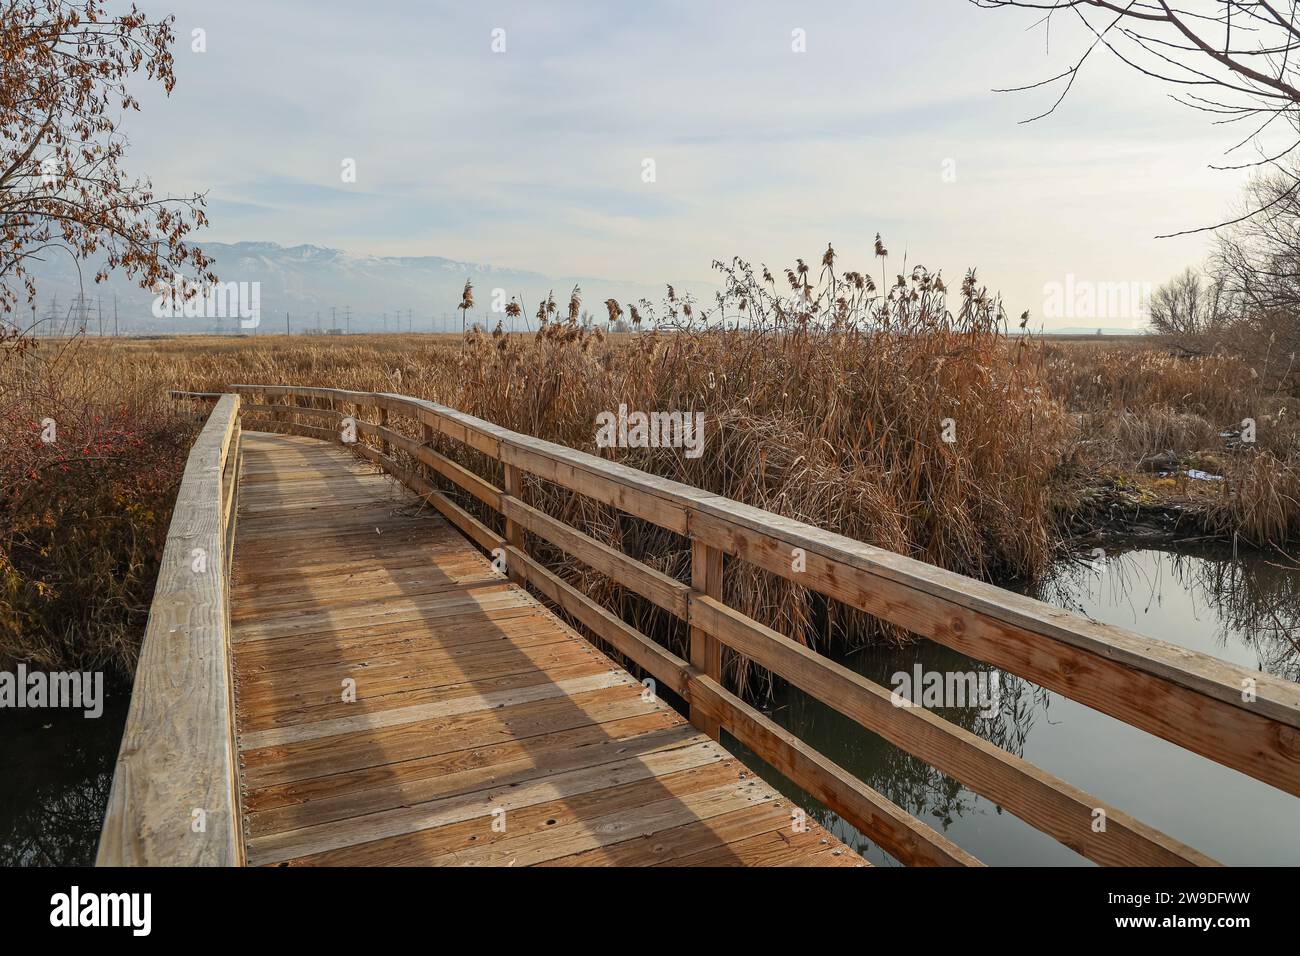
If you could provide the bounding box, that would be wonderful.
[226,433,860,866]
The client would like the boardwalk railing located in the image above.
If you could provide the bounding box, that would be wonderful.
[97,393,243,866]
[177,385,1300,866]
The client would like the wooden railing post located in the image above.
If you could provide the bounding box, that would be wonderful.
[689,539,724,739]
[502,463,525,584]
[420,423,434,465]
[379,406,390,458]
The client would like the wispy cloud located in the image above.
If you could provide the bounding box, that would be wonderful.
[127,0,1263,325]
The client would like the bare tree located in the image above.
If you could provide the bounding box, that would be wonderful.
[1149,266,1228,352]
[975,1,1300,233]
[1,1,214,341]
[1210,162,1300,384]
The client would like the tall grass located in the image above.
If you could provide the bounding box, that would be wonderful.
[0,338,195,674]
[62,256,1066,693]
[1042,340,1300,545]
[6,251,1299,689]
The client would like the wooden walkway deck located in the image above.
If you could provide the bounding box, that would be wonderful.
[100,389,1300,867]
[228,433,865,867]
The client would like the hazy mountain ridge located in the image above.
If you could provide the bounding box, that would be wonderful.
[16,240,704,334]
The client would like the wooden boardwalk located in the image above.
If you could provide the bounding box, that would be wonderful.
[100,389,1300,868]
[228,433,866,867]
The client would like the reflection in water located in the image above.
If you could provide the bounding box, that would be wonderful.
[0,687,128,866]
[1040,544,1300,684]
[750,644,1046,837]
[734,543,1300,867]
[1179,550,1300,683]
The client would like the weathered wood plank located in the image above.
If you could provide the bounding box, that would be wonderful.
[97,394,243,867]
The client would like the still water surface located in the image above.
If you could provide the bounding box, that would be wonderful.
[731,543,1300,865]
[0,683,128,865]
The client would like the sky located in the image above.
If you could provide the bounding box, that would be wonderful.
[122,0,1274,329]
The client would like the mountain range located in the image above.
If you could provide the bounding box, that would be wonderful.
[17,241,702,335]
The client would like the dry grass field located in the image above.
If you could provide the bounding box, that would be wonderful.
[3,316,1298,691]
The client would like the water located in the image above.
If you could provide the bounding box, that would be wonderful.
[730,542,1300,866]
[0,682,129,866]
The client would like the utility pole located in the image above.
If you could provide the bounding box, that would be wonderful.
[331,306,337,331]
[113,295,119,337]
[43,294,59,337]
[345,306,351,334]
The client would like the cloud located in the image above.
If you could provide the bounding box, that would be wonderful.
[121,0,1265,325]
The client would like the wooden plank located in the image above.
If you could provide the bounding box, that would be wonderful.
[500,494,690,618]
[499,436,693,533]
[417,771,780,868]
[246,719,699,837]
[241,684,664,790]
[365,421,501,509]
[234,641,604,718]
[222,428,241,569]
[358,449,502,553]
[248,740,725,865]
[242,403,341,426]
[241,671,636,749]
[277,759,738,866]
[97,394,243,866]
[541,801,795,866]
[502,463,525,585]
[503,545,691,697]
[231,607,549,675]
[668,826,866,868]
[689,540,723,739]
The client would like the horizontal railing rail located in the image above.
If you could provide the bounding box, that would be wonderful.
[218,383,1300,866]
[98,393,244,866]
